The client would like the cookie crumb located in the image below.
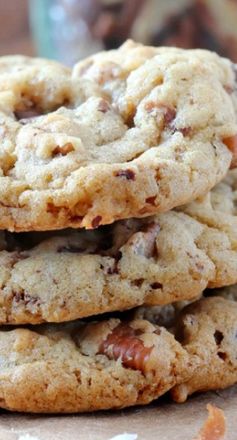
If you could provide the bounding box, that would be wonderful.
[193,404,226,440]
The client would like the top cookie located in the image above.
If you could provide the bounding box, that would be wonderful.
[0,42,236,231]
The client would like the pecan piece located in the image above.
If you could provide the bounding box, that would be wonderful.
[144,102,176,127]
[52,142,74,156]
[46,203,61,215]
[144,101,156,113]
[224,84,233,94]
[129,222,160,258]
[98,323,153,372]
[14,108,42,121]
[98,99,110,113]
[223,135,237,169]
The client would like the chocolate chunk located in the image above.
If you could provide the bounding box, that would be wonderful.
[91,215,102,229]
[163,107,176,125]
[107,251,122,275]
[115,169,135,180]
[132,278,144,287]
[150,282,163,290]
[177,126,192,137]
[214,330,224,346]
[145,196,157,206]
[217,351,227,361]
[13,291,39,306]
[107,266,115,275]
[70,216,83,224]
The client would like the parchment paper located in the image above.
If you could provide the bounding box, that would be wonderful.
[0,385,236,440]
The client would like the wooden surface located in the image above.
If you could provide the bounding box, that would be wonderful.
[0,386,236,440]
[0,0,34,56]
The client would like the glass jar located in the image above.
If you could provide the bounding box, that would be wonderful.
[29,0,237,65]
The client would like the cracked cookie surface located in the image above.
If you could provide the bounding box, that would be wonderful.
[0,42,236,231]
[0,170,236,325]
[0,296,236,412]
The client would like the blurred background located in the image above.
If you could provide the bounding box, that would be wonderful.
[2,0,237,65]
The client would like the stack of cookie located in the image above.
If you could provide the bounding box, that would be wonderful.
[0,41,236,413]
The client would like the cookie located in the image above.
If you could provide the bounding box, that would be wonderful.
[0,317,189,413]
[0,43,236,231]
[0,296,236,413]
[180,168,237,288]
[171,296,237,403]
[134,295,237,405]
[0,169,236,325]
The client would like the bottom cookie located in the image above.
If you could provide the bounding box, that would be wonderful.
[0,295,236,413]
